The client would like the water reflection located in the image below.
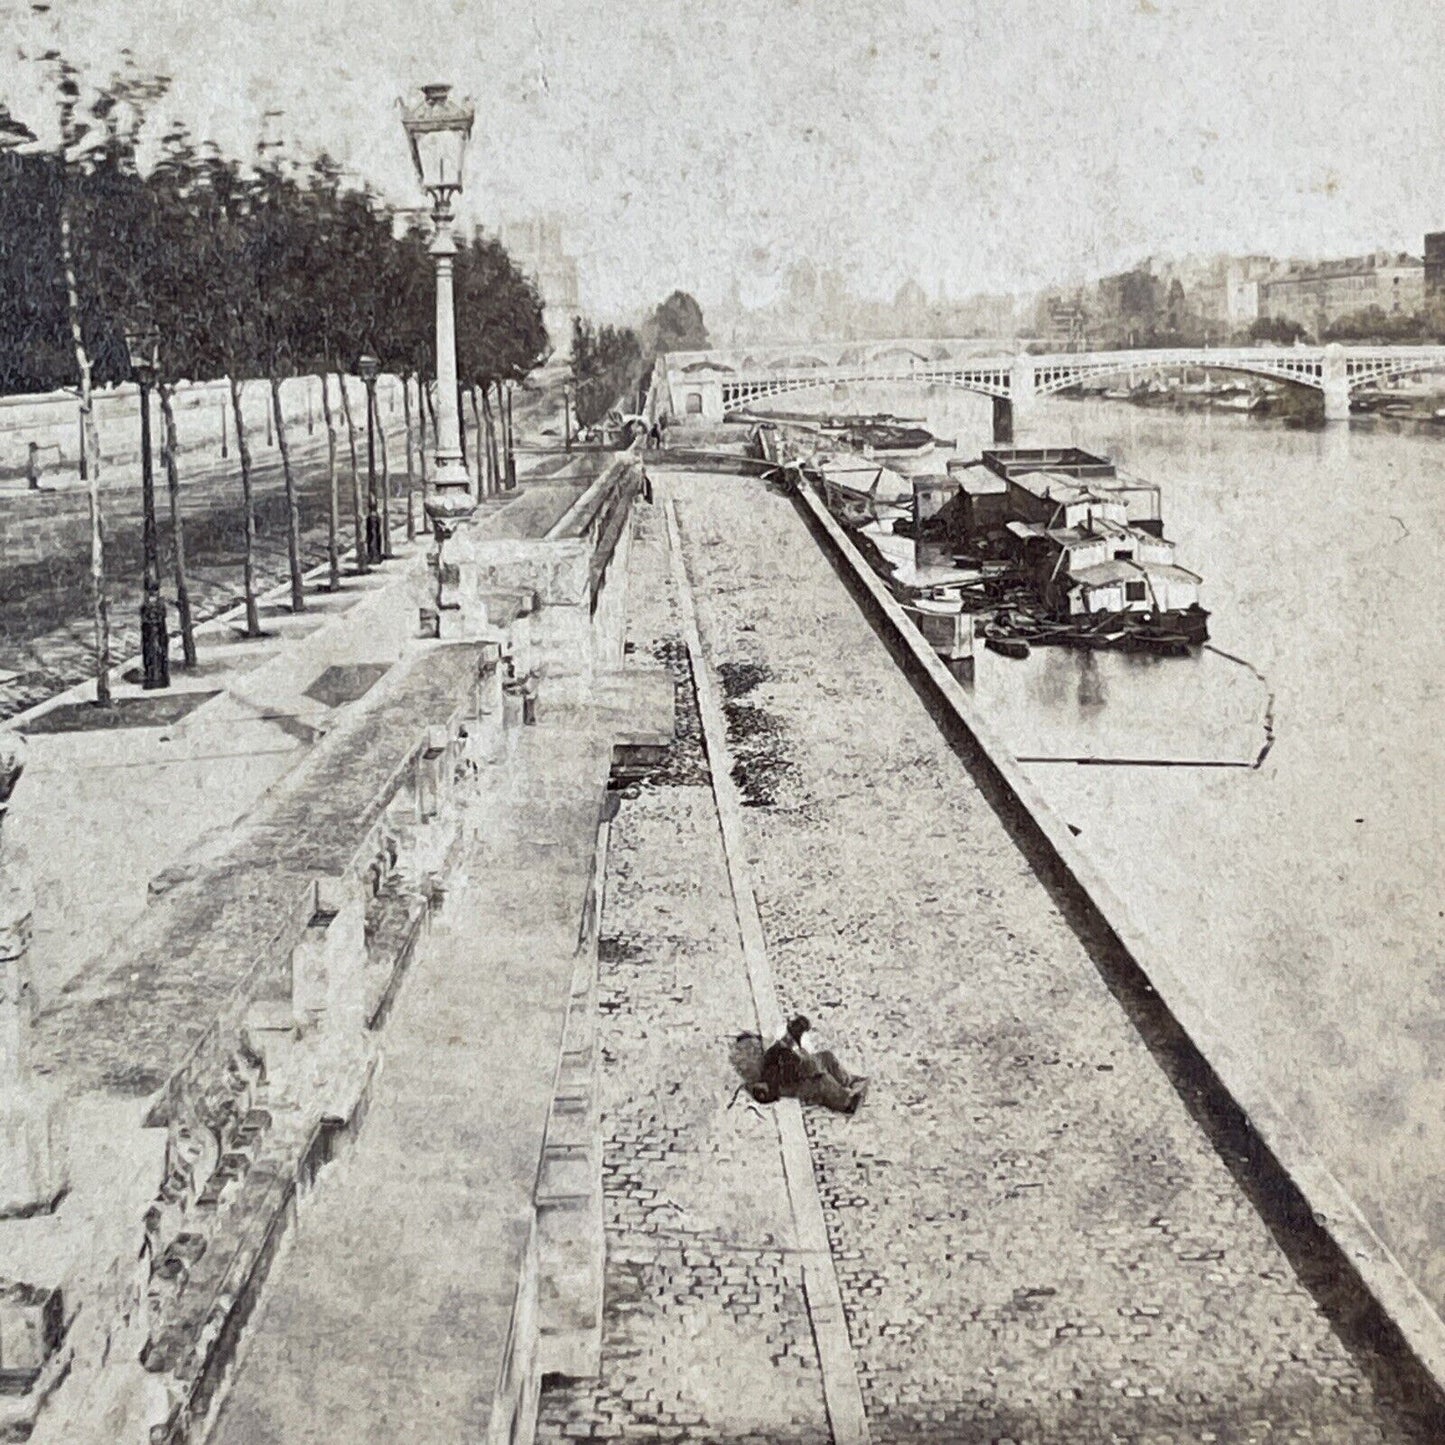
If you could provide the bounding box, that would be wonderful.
[1074,648,1105,711]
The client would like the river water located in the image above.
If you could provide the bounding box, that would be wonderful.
[820,384,1445,1311]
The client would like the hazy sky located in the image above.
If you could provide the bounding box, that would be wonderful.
[8,0,1445,316]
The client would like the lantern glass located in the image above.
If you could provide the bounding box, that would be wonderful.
[125,327,160,381]
[357,354,380,383]
[401,83,474,209]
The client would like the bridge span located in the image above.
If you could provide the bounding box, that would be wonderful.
[654,338,1445,439]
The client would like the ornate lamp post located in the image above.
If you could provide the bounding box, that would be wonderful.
[357,353,384,563]
[125,325,169,690]
[401,86,475,568]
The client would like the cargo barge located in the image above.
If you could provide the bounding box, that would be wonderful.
[805,445,1209,660]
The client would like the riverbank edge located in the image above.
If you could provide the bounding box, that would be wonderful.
[789,473,1445,1423]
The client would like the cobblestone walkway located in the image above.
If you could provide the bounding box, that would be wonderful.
[664,470,1432,1444]
[536,503,832,1444]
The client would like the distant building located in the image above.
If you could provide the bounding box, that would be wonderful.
[1424,232,1445,305]
[1259,252,1424,333]
[1184,256,1272,329]
[1037,294,1089,349]
[498,216,582,346]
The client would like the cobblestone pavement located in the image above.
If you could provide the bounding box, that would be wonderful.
[661,469,1432,1444]
[536,501,832,1444]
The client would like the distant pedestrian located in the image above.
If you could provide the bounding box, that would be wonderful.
[25,442,40,491]
[755,1014,867,1114]
[640,467,653,504]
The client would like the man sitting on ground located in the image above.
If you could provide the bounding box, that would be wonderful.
[755,1014,867,1114]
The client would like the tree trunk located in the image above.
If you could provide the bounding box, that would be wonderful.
[476,384,494,497]
[338,372,367,574]
[59,200,110,704]
[401,372,417,540]
[489,382,504,491]
[229,376,261,637]
[504,382,517,489]
[377,385,392,554]
[320,373,341,589]
[270,375,305,611]
[498,380,515,489]
[423,379,438,441]
[158,384,197,667]
[481,385,501,496]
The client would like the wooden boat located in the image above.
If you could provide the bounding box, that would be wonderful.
[985,636,1030,660]
[1130,632,1193,657]
[841,423,936,455]
[903,598,974,661]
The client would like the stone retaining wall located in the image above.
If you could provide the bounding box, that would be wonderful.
[0,375,404,485]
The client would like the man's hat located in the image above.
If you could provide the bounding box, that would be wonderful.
[786,1014,811,1040]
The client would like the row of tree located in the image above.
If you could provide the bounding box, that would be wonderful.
[567,289,709,430]
[1,47,548,701]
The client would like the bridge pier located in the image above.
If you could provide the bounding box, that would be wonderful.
[994,354,1038,444]
[1322,342,1350,423]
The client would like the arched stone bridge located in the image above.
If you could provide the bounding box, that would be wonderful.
[656,339,1445,439]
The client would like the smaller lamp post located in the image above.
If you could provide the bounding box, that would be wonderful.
[562,382,573,454]
[125,325,169,690]
[504,372,518,489]
[357,354,384,563]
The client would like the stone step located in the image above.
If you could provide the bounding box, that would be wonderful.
[535,1152,594,1207]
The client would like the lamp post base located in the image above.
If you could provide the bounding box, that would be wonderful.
[366,512,385,565]
[431,456,471,491]
[140,594,170,691]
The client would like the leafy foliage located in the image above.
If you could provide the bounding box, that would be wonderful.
[645,289,709,353]
[1248,315,1312,345]
[0,58,550,396]
[1321,306,1428,344]
[569,317,643,428]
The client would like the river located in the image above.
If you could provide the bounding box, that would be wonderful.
[816,384,1445,1312]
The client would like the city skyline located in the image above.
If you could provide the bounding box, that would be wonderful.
[6,0,1445,319]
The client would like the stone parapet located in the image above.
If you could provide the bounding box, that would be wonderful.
[6,457,655,1442]
[4,637,507,1443]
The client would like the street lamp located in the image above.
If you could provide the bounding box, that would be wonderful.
[401,84,474,503]
[125,324,169,690]
[357,353,384,563]
[401,82,476,631]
